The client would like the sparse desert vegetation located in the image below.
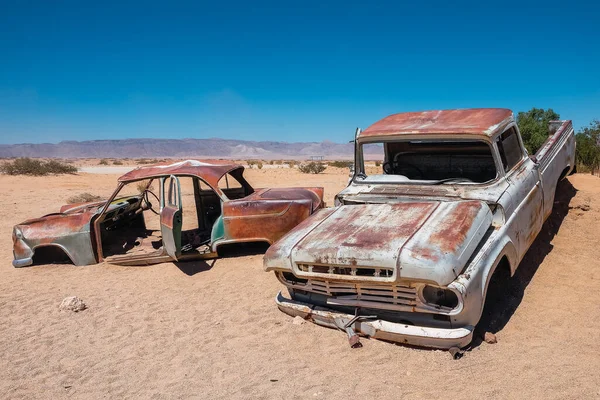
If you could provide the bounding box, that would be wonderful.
[67,192,103,204]
[137,158,159,164]
[298,161,327,174]
[136,179,155,194]
[328,160,353,168]
[0,157,78,176]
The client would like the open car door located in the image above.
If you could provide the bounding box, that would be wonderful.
[160,175,183,260]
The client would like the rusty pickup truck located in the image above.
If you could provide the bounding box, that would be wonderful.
[265,108,575,350]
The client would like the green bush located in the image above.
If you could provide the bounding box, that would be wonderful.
[99,159,109,165]
[113,160,123,165]
[575,120,600,174]
[0,158,78,176]
[257,161,263,169]
[298,161,327,174]
[516,108,560,154]
[517,108,600,175]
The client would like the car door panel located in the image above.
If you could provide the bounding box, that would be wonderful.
[160,175,182,260]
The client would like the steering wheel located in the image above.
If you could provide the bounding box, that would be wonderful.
[142,189,160,215]
[383,159,425,179]
[382,161,394,174]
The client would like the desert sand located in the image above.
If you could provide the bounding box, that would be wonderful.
[1,165,599,399]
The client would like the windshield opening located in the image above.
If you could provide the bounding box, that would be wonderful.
[358,139,497,184]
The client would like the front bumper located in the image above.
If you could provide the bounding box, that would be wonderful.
[276,291,473,349]
[13,257,33,268]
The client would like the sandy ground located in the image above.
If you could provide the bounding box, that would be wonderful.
[0,168,599,399]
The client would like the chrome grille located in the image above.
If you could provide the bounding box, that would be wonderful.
[296,263,394,278]
[278,273,417,311]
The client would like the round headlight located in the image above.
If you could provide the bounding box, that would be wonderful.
[422,285,459,309]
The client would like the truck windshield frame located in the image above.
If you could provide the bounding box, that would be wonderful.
[355,138,499,185]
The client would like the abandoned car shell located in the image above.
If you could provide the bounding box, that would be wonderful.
[265,108,575,349]
[13,160,324,267]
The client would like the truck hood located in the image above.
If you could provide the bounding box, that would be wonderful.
[265,200,492,286]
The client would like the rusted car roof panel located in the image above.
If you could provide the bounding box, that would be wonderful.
[118,159,241,188]
[360,108,513,138]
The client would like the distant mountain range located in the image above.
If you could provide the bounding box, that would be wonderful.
[0,138,374,159]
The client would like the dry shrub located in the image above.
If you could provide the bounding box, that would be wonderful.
[328,160,353,168]
[67,193,103,204]
[136,180,155,194]
[298,161,327,174]
[0,158,78,176]
[138,158,159,164]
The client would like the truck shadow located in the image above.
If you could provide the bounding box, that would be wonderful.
[471,178,577,349]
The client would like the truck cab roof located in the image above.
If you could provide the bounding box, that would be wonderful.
[359,108,514,140]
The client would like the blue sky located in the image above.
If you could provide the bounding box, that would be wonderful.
[1,0,599,144]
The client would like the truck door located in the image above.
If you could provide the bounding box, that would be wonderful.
[160,175,183,260]
[497,126,544,259]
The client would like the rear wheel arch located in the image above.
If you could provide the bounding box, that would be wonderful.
[559,166,571,181]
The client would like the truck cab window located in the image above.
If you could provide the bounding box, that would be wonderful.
[359,140,497,183]
[497,127,524,172]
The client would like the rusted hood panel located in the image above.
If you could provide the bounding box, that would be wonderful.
[269,201,492,286]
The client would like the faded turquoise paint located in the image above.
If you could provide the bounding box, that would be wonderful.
[211,215,225,242]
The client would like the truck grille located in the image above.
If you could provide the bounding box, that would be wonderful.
[296,263,394,278]
[278,272,417,310]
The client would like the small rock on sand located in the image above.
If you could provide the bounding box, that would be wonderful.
[59,296,87,312]
[484,332,497,344]
[292,316,306,325]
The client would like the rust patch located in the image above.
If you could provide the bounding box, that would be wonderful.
[222,200,312,245]
[360,108,513,138]
[291,202,439,267]
[427,201,483,253]
[118,160,242,190]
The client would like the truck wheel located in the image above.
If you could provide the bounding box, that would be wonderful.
[478,263,512,337]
